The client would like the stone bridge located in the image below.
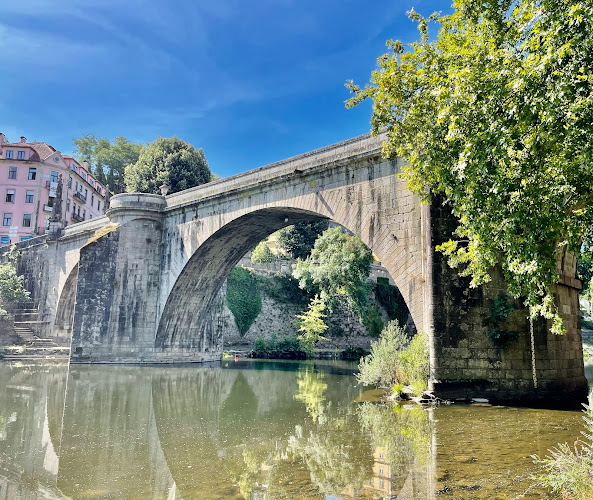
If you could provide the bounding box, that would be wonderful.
[2,134,587,402]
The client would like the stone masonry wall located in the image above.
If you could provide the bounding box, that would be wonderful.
[429,200,588,403]
[221,269,393,350]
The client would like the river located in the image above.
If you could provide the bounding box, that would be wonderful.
[0,359,590,499]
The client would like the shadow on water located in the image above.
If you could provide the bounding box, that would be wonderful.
[0,359,590,499]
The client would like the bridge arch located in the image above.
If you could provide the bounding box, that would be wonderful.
[54,263,79,341]
[156,203,421,350]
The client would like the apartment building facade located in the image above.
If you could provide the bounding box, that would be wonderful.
[0,133,107,245]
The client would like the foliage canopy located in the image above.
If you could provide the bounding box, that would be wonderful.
[73,134,142,194]
[292,227,373,316]
[276,220,329,260]
[347,0,593,333]
[124,136,211,195]
[251,240,275,264]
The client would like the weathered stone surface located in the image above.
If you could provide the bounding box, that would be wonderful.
[0,133,587,402]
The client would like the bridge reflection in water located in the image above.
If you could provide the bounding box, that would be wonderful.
[0,360,585,499]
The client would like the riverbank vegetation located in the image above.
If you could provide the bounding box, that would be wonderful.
[347,0,593,334]
[0,263,30,316]
[357,321,429,398]
[533,400,593,499]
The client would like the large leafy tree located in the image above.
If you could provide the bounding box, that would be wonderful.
[72,135,142,193]
[292,227,374,316]
[276,220,329,260]
[124,137,211,195]
[346,0,593,333]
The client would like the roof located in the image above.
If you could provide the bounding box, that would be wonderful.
[4,141,56,162]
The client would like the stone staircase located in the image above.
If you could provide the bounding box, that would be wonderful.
[11,303,59,349]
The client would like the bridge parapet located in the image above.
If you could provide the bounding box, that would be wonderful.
[165,133,385,210]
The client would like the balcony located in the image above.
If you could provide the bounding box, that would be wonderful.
[71,212,84,223]
[73,191,87,203]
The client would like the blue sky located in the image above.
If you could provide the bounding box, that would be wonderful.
[1,0,451,178]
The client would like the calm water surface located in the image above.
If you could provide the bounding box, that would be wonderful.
[0,359,589,499]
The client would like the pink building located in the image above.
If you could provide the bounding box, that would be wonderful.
[0,133,107,245]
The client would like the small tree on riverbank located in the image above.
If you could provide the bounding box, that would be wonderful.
[295,296,328,355]
[0,264,30,316]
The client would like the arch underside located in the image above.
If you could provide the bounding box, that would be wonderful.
[156,208,328,348]
[54,264,79,342]
[156,203,424,350]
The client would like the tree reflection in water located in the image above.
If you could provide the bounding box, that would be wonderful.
[236,387,433,498]
[294,367,328,422]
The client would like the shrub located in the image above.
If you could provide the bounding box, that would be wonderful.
[532,400,593,499]
[0,263,30,316]
[362,305,384,337]
[253,336,269,357]
[357,321,429,397]
[251,336,307,359]
[341,346,369,361]
[226,267,262,336]
[485,294,518,348]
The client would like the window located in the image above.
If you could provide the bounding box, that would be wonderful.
[0,236,9,246]
[91,194,94,207]
[2,213,12,226]
[82,209,86,220]
[25,190,34,203]
[97,200,100,212]
[50,171,58,183]
[28,167,36,180]
[22,214,31,227]
[68,176,72,188]
[84,188,88,199]
[5,150,13,159]
[5,189,15,203]
[17,150,25,160]
[75,181,78,192]
[8,167,17,179]
[66,199,70,211]
[20,236,33,241]
[72,164,77,173]
[81,171,87,181]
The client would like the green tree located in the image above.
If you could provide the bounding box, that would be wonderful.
[124,136,211,195]
[251,240,275,264]
[295,296,328,354]
[292,227,373,316]
[346,0,593,333]
[276,220,329,260]
[0,264,30,315]
[72,135,142,193]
